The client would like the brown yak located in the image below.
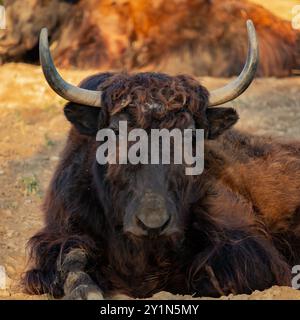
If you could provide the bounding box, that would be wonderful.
[24,21,300,299]
[1,0,299,77]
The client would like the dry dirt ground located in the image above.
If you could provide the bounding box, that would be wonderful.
[249,0,299,21]
[0,63,300,300]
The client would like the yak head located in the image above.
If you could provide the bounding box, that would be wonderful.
[39,20,258,240]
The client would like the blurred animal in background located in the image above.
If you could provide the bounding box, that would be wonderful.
[0,0,299,76]
[23,21,300,299]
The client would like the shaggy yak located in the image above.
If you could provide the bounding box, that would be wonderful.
[24,21,300,299]
[2,0,298,77]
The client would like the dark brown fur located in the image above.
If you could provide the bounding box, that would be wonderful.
[23,72,300,298]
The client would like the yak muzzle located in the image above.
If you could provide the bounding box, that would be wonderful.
[124,191,180,237]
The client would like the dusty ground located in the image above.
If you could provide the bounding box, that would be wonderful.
[0,63,300,300]
[249,0,299,21]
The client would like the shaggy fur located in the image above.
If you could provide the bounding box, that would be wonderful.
[23,72,300,299]
[2,1,299,76]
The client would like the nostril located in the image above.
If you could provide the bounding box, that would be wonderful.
[136,214,171,233]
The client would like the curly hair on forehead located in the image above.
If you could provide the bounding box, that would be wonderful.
[99,72,210,127]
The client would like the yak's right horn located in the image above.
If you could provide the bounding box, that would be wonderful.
[39,28,102,107]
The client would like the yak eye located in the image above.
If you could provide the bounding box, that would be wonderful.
[191,130,198,148]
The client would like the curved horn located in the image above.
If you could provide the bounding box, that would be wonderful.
[208,20,259,107]
[39,28,102,107]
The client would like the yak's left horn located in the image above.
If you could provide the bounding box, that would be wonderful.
[208,20,259,107]
[39,28,102,107]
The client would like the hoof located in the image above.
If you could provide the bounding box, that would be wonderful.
[63,284,104,300]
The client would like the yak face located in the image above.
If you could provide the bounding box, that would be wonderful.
[64,72,239,239]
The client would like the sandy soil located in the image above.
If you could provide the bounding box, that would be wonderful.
[0,63,300,300]
[249,0,299,21]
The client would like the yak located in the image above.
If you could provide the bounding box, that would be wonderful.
[24,20,300,299]
[1,0,299,77]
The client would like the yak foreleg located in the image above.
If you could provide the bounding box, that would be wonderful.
[58,248,104,300]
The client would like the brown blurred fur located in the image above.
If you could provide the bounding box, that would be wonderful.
[53,0,299,76]
[1,0,299,76]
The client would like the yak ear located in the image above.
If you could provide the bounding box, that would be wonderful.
[206,107,239,139]
[64,103,101,136]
